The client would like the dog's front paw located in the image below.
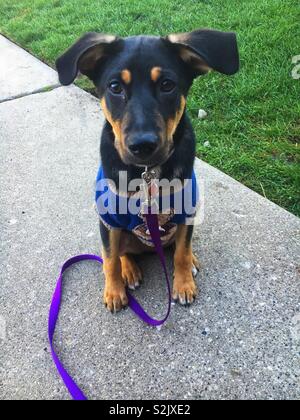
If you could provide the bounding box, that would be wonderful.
[104,282,128,313]
[173,272,197,306]
[121,255,143,290]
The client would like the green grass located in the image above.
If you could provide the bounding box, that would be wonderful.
[0,0,299,215]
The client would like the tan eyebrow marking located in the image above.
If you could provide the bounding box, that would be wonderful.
[151,67,162,82]
[121,69,132,84]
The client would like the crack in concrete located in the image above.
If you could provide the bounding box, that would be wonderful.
[0,84,62,104]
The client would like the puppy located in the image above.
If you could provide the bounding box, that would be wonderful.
[56,29,239,312]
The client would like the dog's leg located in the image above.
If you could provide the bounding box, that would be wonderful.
[121,255,143,290]
[100,222,128,312]
[173,224,198,306]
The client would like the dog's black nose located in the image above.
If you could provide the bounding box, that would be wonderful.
[128,133,159,159]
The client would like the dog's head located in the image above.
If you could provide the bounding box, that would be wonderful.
[56,30,239,167]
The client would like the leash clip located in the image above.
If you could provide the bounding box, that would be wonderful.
[142,166,157,186]
[141,167,158,208]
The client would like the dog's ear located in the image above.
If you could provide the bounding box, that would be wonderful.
[165,29,239,76]
[56,32,120,85]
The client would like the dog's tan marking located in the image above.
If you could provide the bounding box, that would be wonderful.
[167,95,186,140]
[100,98,122,140]
[173,225,197,305]
[151,66,162,82]
[167,33,190,44]
[102,229,128,312]
[121,255,143,289]
[100,98,127,159]
[121,69,132,85]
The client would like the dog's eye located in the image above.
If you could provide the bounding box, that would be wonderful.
[160,79,176,93]
[109,81,123,95]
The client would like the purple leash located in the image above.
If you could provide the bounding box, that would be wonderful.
[48,213,172,400]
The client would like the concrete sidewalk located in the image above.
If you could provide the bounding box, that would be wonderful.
[0,35,59,103]
[0,35,299,400]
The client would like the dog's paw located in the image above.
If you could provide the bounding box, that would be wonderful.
[192,254,201,271]
[121,255,143,290]
[104,283,128,313]
[173,272,197,306]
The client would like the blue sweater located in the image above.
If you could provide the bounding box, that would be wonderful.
[95,166,199,247]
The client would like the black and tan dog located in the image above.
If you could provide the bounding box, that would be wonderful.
[56,29,239,312]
